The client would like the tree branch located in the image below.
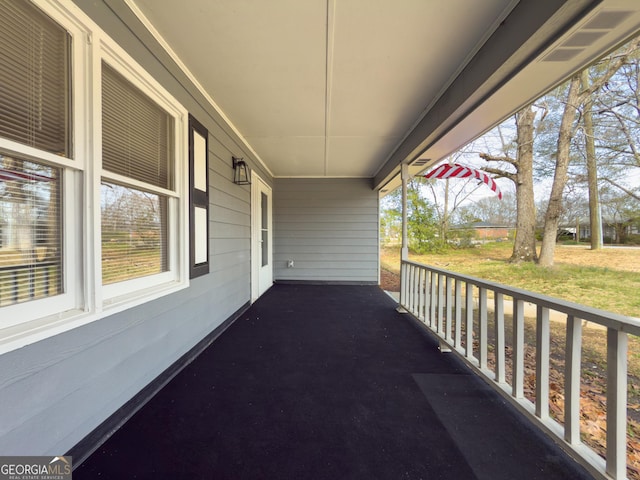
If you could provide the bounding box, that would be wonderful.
[601,177,640,201]
[479,152,515,164]
[578,37,640,103]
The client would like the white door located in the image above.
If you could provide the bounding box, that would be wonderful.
[251,174,273,301]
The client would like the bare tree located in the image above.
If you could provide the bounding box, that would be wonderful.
[538,37,640,266]
[581,69,603,249]
[480,105,538,262]
[538,75,582,265]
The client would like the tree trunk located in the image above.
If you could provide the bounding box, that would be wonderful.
[539,75,582,266]
[582,70,603,250]
[510,105,538,263]
[442,178,450,240]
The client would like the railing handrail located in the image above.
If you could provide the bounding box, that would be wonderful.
[402,259,640,334]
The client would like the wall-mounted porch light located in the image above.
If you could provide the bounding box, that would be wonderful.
[232,157,251,185]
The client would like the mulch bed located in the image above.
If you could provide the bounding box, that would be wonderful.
[380,267,400,292]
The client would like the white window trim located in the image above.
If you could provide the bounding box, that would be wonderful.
[97,37,188,306]
[0,0,189,354]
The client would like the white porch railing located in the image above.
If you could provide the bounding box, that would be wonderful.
[399,259,640,480]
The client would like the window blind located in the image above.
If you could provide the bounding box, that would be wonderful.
[0,155,62,307]
[0,0,70,157]
[102,63,173,189]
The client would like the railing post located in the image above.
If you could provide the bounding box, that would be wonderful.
[513,298,524,399]
[399,262,404,307]
[606,328,628,479]
[535,306,550,420]
[400,163,409,262]
[398,261,408,313]
[565,315,582,445]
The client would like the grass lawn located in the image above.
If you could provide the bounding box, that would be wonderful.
[381,242,640,317]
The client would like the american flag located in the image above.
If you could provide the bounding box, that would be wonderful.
[424,163,502,200]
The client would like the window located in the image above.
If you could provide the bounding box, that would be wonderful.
[101,64,174,286]
[0,155,62,307]
[0,0,68,312]
[189,116,209,278]
[0,0,188,347]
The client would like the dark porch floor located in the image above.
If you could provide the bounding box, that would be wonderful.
[75,284,592,479]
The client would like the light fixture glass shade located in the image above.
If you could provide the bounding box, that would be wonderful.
[232,157,251,185]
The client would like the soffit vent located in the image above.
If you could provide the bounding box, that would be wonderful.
[543,48,583,62]
[541,9,634,63]
[562,31,607,47]
[412,158,430,166]
[584,10,633,29]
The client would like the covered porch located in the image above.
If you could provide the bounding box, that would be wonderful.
[2,2,640,480]
[73,283,590,479]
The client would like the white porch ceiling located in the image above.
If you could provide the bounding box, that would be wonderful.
[128,0,516,178]
[127,0,640,187]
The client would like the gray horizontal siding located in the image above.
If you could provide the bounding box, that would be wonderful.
[0,0,266,457]
[274,178,379,283]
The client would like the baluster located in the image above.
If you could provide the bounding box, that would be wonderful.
[564,315,582,445]
[494,292,505,384]
[424,269,431,326]
[478,287,487,370]
[429,271,436,328]
[415,266,420,316]
[454,279,462,348]
[465,283,474,360]
[513,298,524,398]
[408,265,415,313]
[445,276,453,343]
[606,328,628,479]
[421,270,427,323]
[437,274,444,335]
[536,306,550,420]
